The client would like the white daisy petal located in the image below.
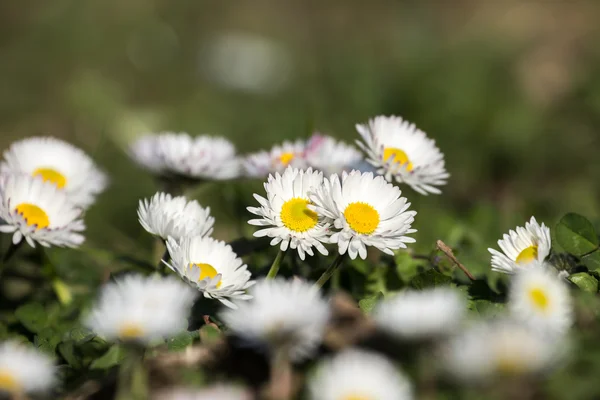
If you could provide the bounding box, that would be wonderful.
[243,140,307,178]
[304,133,363,176]
[0,341,55,395]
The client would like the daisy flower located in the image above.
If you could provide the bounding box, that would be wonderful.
[247,167,330,260]
[309,170,417,260]
[0,136,108,208]
[356,115,449,195]
[242,139,307,178]
[308,349,413,400]
[0,174,85,248]
[219,278,330,361]
[84,274,197,344]
[165,236,255,308]
[129,132,240,180]
[488,216,551,274]
[508,264,573,336]
[0,341,55,396]
[138,192,214,241]
[304,133,363,175]
[374,287,466,340]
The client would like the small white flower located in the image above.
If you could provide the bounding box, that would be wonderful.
[0,174,85,248]
[508,264,573,336]
[304,133,363,175]
[242,140,307,178]
[0,136,108,208]
[308,349,413,400]
[166,236,255,308]
[129,132,240,180]
[309,170,417,260]
[153,384,251,400]
[356,115,449,195]
[374,288,466,340]
[138,192,214,241]
[247,167,330,260]
[84,274,197,344]
[488,217,551,274]
[0,341,55,395]
[219,278,330,361]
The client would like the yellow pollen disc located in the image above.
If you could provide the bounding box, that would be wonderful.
[496,354,527,375]
[341,396,372,400]
[516,245,538,264]
[344,202,380,235]
[33,167,67,189]
[280,198,318,232]
[190,263,222,288]
[382,147,413,171]
[0,370,19,393]
[14,203,50,230]
[278,152,295,166]
[528,287,549,312]
[119,323,145,340]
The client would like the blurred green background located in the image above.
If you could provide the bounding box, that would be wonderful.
[2,0,600,276]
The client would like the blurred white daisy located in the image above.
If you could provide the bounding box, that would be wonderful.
[508,265,573,336]
[488,217,551,274]
[0,174,85,248]
[374,287,466,340]
[0,136,108,208]
[129,132,240,180]
[153,384,251,400]
[309,170,416,260]
[84,274,197,344]
[308,349,413,400]
[219,278,330,361]
[0,341,55,395]
[242,140,307,178]
[356,115,449,195]
[165,236,254,308]
[247,167,330,260]
[138,192,214,241]
[304,133,363,175]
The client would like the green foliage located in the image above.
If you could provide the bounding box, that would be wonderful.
[90,345,126,370]
[167,331,197,352]
[15,303,48,333]
[568,272,599,293]
[556,213,599,256]
[358,292,383,314]
[410,269,453,290]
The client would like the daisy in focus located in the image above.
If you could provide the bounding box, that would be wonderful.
[356,115,449,195]
[242,139,307,178]
[247,167,330,260]
[508,264,573,336]
[165,236,255,308]
[84,274,197,344]
[309,170,416,260]
[219,278,330,361]
[374,287,466,340]
[138,192,214,241]
[0,341,55,396]
[488,216,551,274]
[0,136,108,208]
[304,133,362,175]
[308,349,413,400]
[0,174,85,247]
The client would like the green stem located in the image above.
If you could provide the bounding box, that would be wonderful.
[38,247,73,305]
[267,249,288,279]
[153,238,169,275]
[115,346,148,400]
[315,254,345,288]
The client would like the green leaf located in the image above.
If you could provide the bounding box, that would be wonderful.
[65,327,96,344]
[167,331,196,352]
[358,292,383,314]
[199,325,221,345]
[582,251,600,273]
[568,272,599,293]
[556,213,599,256]
[471,299,505,318]
[395,252,422,283]
[90,345,125,370]
[15,303,48,333]
[410,269,452,290]
[35,328,63,355]
[58,341,82,368]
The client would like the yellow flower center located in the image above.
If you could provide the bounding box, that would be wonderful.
[190,263,222,289]
[14,203,50,230]
[118,322,145,340]
[278,152,295,166]
[496,353,527,375]
[382,147,413,171]
[344,202,380,235]
[516,245,538,264]
[528,287,549,312]
[33,167,67,189]
[280,198,318,232]
[341,396,372,400]
[0,369,19,393]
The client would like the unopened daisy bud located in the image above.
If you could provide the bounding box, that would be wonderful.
[166,236,255,308]
[509,264,573,336]
[0,136,108,208]
[84,274,197,344]
[138,192,214,241]
[374,287,466,340]
[219,278,330,361]
[0,341,55,396]
[304,134,363,176]
[488,216,551,274]
[0,174,85,248]
[356,115,449,195]
[309,170,416,260]
[242,140,307,178]
[247,167,330,260]
[308,349,413,400]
